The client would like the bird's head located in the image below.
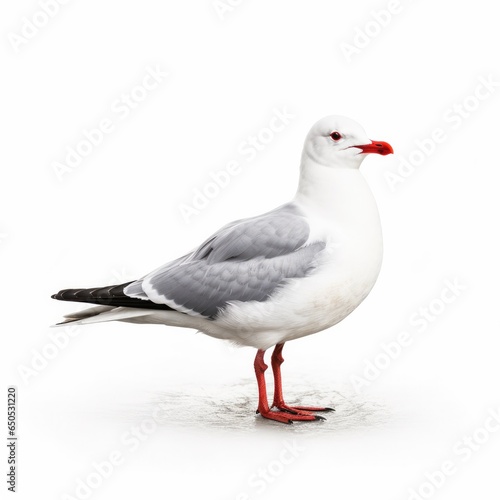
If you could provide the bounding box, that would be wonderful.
[301,115,393,169]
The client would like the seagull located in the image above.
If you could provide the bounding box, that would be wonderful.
[52,115,393,424]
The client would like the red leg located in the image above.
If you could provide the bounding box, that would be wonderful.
[254,349,321,424]
[271,343,334,414]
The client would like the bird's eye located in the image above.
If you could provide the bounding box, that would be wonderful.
[330,131,342,141]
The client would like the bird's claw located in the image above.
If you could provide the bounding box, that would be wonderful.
[257,408,324,424]
[256,403,333,424]
[272,403,335,415]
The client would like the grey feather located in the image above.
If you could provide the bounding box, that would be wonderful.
[125,203,326,318]
[189,203,310,263]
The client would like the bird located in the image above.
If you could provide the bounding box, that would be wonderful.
[52,115,393,424]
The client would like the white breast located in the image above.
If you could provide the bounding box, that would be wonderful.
[209,167,383,350]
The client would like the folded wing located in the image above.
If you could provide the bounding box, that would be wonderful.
[124,203,326,318]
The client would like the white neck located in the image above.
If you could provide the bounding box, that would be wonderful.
[294,158,366,211]
[293,156,382,242]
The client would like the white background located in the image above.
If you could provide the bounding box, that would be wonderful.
[1,0,500,499]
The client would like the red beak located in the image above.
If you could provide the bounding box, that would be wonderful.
[352,141,394,156]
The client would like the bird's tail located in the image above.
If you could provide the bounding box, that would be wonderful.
[53,305,152,326]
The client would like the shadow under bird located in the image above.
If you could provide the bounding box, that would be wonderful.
[52,115,393,424]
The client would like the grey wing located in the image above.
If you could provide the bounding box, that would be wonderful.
[188,203,313,262]
[124,203,326,318]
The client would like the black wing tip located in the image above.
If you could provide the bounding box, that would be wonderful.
[51,288,84,301]
[51,290,66,300]
[51,290,74,300]
[51,283,173,311]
